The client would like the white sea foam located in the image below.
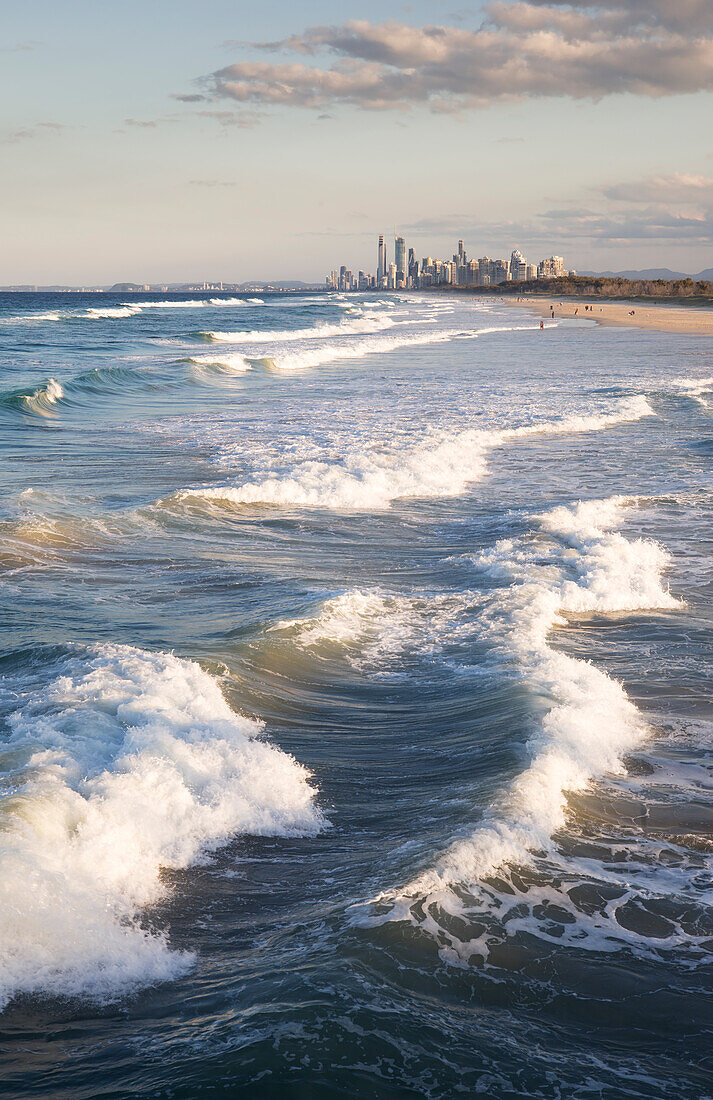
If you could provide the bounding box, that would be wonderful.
[85,306,141,319]
[273,589,417,651]
[409,497,680,891]
[270,588,473,669]
[171,396,653,513]
[0,644,322,1010]
[128,299,211,309]
[0,311,63,325]
[257,327,460,371]
[198,314,395,344]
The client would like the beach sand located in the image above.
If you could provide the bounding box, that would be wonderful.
[504,296,713,334]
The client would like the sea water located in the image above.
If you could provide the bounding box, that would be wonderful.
[0,290,712,1097]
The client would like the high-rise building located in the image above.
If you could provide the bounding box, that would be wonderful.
[378,235,386,282]
[537,255,566,278]
[395,236,406,284]
[510,249,528,281]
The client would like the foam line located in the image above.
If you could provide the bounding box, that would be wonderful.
[170,396,654,512]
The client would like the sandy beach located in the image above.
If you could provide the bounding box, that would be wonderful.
[504,296,713,334]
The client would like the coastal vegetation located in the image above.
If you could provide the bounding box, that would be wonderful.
[449,275,713,300]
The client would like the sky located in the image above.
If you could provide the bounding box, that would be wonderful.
[1,0,712,284]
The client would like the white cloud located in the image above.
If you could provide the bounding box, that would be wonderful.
[189,3,713,115]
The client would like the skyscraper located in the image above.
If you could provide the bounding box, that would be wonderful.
[395,236,406,285]
[510,249,527,281]
[377,235,386,282]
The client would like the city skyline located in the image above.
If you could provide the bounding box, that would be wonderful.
[326,235,569,291]
[1,1,713,283]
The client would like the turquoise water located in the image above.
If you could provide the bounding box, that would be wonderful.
[1,290,712,1097]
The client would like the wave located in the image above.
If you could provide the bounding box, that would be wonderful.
[168,396,654,513]
[254,328,462,371]
[84,299,263,318]
[184,353,252,375]
[198,319,553,372]
[129,299,214,309]
[269,588,473,670]
[0,643,323,1010]
[667,375,713,408]
[0,377,65,418]
[357,498,692,963]
[209,298,246,306]
[84,305,141,319]
[0,310,62,325]
[195,315,396,345]
[1,299,266,327]
[414,497,680,889]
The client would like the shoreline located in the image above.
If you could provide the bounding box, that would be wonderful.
[499,295,713,334]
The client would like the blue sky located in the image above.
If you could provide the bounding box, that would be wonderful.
[2,0,712,283]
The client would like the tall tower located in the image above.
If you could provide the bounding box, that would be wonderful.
[395,236,406,284]
[378,235,386,281]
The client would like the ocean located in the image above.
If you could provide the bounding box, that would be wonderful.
[1,289,711,1098]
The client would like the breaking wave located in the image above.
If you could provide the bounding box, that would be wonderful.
[667,375,713,408]
[268,588,474,671]
[184,353,252,375]
[0,643,323,1010]
[85,305,141,319]
[356,498,701,965]
[0,378,65,418]
[0,310,62,325]
[195,314,395,344]
[168,396,654,512]
[253,328,461,371]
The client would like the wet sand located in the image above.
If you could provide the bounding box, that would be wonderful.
[504,296,713,334]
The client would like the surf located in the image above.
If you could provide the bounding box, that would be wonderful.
[0,643,323,1010]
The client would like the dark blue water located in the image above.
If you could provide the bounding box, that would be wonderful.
[1,291,712,1097]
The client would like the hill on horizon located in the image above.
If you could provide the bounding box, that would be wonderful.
[582,267,713,281]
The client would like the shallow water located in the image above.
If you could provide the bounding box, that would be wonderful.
[1,289,712,1097]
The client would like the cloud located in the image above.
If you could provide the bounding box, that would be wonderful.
[0,40,40,54]
[403,171,713,247]
[524,1,713,34]
[2,122,69,144]
[189,3,713,116]
[602,172,713,205]
[197,109,263,128]
[124,118,158,128]
[2,129,34,144]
